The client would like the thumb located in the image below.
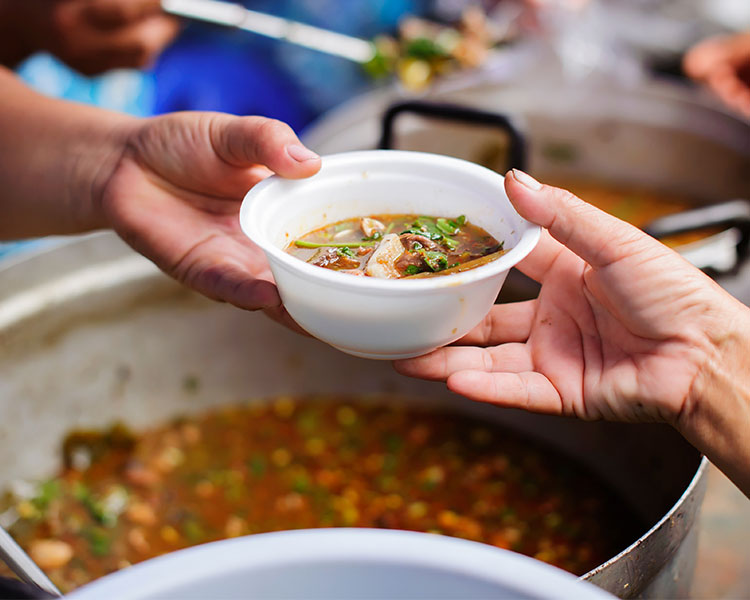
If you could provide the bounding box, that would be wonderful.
[505,169,657,268]
[209,115,321,179]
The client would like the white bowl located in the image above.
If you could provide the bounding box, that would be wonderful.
[67,529,614,600]
[240,150,540,359]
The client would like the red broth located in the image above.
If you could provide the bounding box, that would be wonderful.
[0,398,641,592]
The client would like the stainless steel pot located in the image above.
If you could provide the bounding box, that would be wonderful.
[0,233,707,598]
[303,76,750,280]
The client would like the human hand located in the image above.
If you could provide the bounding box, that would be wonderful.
[98,112,321,317]
[0,0,179,74]
[684,32,750,118]
[395,170,750,433]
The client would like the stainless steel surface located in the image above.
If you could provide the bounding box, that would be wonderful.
[0,233,706,598]
[586,460,708,598]
[0,527,61,597]
[161,0,375,63]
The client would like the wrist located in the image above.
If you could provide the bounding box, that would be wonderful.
[679,293,750,496]
[78,115,140,231]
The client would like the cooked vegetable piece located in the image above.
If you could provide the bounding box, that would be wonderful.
[364,233,406,279]
[360,217,386,239]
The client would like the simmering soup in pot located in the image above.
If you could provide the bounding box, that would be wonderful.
[286,214,504,278]
[0,397,642,592]
[548,178,717,247]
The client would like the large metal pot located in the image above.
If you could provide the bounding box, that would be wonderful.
[303,76,750,287]
[0,233,706,598]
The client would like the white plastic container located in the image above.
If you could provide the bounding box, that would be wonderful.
[67,529,614,600]
[240,150,540,359]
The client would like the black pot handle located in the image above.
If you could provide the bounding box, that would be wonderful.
[377,101,527,172]
[643,198,750,269]
[0,576,56,599]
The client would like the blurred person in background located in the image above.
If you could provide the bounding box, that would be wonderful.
[685,31,750,118]
[0,0,179,74]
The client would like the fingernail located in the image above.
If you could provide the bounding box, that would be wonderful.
[511,169,543,191]
[287,144,320,162]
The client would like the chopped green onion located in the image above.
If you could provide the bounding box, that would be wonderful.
[362,231,382,242]
[441,236,458,250]
[74,482,112,526]
[436,218,459,236]
[294,241,377,249]
[337,247,356,258]
[404,265,421,275]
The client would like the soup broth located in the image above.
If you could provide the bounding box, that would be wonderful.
[286,214,504,279]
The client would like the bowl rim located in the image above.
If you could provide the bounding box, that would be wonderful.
[240,150,541,292]
[66,529,613,600]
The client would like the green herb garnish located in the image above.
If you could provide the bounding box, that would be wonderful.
[404,265,421,275]
[402,216,460,251]
[183,519,206,543]
[249,455,266,477]
[84,526,112,556]
[421,250,449,272]
[337,247,356,258]
[31,480,61,511]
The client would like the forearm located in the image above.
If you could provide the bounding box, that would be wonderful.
[0,68,136,239]
[680,296,750,497]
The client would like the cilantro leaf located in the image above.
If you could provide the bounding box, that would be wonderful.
[421,250,449,272]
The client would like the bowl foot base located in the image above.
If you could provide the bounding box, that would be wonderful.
[331,345,437,360]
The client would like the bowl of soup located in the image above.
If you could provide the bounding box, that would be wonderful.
[240,150,540,359]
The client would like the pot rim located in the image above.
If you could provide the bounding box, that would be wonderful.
[582,455,709,581]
